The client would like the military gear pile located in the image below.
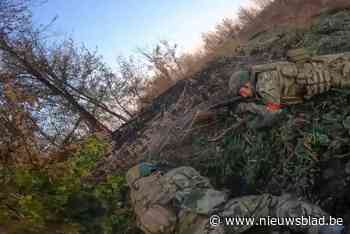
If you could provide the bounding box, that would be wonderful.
[127,164,337,234]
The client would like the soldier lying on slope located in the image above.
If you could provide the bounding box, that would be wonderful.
[212,50,350,129]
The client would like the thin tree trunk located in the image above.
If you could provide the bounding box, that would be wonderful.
[0,39,112,135]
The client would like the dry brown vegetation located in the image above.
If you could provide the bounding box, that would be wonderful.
[240,0,350,38]
[140,0,350,107]
[138,19,240,107]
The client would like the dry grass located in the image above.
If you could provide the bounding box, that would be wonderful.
[140,0,350,107]
[140,39,241,108]
[140,77,175,107]
[240,0,350,39]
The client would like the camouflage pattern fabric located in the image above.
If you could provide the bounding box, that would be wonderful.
[251,52,350,105]
[227,51,350,128]
[127,164,334,234]
[222,194,328,234]
[127,165,226,234]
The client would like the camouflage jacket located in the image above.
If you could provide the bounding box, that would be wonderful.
[251,52,350,106]
[127,163,340,234]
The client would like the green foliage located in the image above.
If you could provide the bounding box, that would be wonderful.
[302,10,350,54]
[0,136,133,234]
[189,90,350,201]
[220,131,278,188]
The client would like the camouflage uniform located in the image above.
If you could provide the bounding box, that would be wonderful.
[229,52,350,124]
[252,52,350,105]
[127,163,341,234]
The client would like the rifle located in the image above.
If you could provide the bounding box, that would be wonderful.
[209,96,255,110]
[203,96,256,141]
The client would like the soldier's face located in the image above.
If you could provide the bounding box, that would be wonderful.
[239,82,254,98]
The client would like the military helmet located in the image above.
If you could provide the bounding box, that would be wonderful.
[228,69,253,95]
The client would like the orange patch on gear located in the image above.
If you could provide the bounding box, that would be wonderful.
[267,102,286,112]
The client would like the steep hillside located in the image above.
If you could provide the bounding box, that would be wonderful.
[239,0,350,39]
[96,8,350,228]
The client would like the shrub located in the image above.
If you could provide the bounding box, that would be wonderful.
[0,136,134,234]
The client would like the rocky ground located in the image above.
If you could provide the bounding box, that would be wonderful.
[96,9,350,232]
